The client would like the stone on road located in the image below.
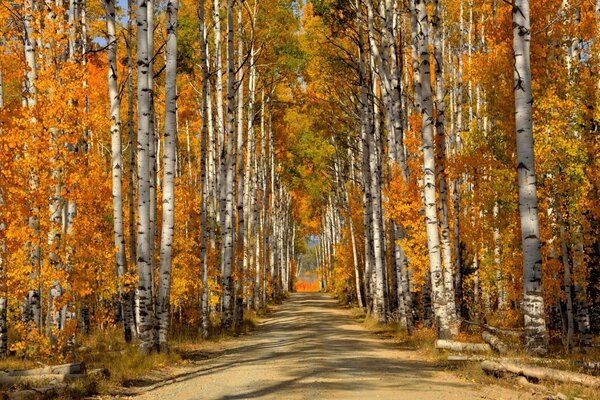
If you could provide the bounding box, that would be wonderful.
[135,293,530,400]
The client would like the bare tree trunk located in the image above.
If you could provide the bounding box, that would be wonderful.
[213,0,226,229]
[453,0,464,319]
[414,0,451,339]
[198,0,210,339]
[573,237,591,347]
[136,0,156,354]
[260,91,268,309]
[147,0,158,302]
[221,0,236,330]
[234,0,245,327]
[106,0,134,343]
[157,0,178,352]
[23,0,42,331]
[126,0,137,339]
[432,0,457,331]
[512,0,548,355]
[0,192,6,356]
[554,205,574,350]
[356,0,373,314]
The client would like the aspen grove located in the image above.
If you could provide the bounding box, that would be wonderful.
[0,0,598,362]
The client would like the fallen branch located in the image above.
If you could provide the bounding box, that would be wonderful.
[481,360,600,388]
[482,331,508,354]
[435,340,491,353]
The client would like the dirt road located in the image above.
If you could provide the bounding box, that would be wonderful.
[136,293,533,400]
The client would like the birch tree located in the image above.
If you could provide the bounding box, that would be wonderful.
[136,0,156,354]
[198,0,210,339]
[157,0,179,352]
[221,0,236,329]
[512,0,548,355]
[414,0,451,339]
[105,0,134,343]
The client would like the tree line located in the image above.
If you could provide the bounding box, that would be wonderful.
[0,0,598,360]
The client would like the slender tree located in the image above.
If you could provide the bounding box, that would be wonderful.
[105,0,134,343]
[157,0,179,352]
[414,0,451,339]
[136,0,156,354]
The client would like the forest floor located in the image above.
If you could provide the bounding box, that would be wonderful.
[124,292,545,400]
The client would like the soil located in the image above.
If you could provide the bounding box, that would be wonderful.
[132,292,539,400]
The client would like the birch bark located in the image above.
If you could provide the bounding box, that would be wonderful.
[221,0,236,330]
[199,0,210,339]
[136,0,156,354]
[512,0,548,354]
[432,0,457,328]
[157,0,178,352]
[414,0,451,339]
[105,0,134,342]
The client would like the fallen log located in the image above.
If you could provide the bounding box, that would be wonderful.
[2,363,84,377]
[462,320,523,337]
[5,384,65,400]
[435,340,491,353]
[481,360,600,388]
[481,331,508,354]
[0,373,85,387]
[447,355,487,362]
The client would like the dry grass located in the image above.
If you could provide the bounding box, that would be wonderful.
[0,312,265,397]
[349,308,599,400]
[0,357,39,371]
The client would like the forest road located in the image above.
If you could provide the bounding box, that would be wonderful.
[135,293,533,400]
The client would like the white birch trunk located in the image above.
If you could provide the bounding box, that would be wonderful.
[453,0,464,318]
[432,0,457,329]
[414,0,451,339]
[157,0,178,352]
[126,0,139,337]
[105,0,134,342]
[235,0,245,325]
[221,0,236,329]
[512,0,548,354]
[556,206,574,350]
[148,0,158,294]
[136,0,156,354]
[199,0,211,339]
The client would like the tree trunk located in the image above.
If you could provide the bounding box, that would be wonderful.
[136,0,156,354]
[432,0,457,330]
[126,0,137,340]
[157,0,178,352]
[198,0,210,339]
[453,0,464,319]
[414,0,451,339]
[234,0,245,328]
[23,0,42,331]
[556,205,574,350]
[512,0,548,355]
[221,0,236,330]
[105,0,134,344]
